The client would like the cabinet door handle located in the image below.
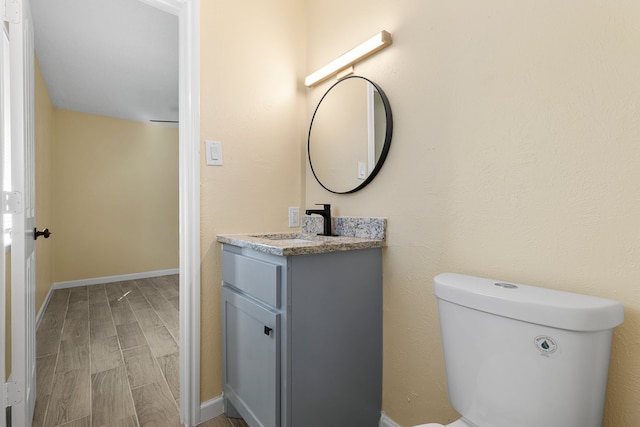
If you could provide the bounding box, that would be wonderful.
[264,326,273,336]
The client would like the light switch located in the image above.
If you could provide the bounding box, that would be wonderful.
[206,140,223,166]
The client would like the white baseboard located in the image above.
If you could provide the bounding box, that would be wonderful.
[53,268,180,289]
[199,394,224,424]
[36,286,55,330]
[380,411,402,427]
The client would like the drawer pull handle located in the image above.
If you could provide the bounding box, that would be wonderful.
[264,326,273,336]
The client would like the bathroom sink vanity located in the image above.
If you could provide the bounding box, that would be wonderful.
[217,218,385,427]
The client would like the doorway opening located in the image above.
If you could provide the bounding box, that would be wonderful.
[23,0,201,425]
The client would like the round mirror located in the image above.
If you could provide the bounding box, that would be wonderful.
[308,76,393,194]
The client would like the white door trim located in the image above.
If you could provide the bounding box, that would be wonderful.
[1,22,8,427]
[140,0,201,425]
[178,0,201,425]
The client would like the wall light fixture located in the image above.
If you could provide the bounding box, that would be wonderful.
[305,30,392,87]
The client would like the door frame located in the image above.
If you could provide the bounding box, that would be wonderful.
[2,0,201,424]
[1,21,9,427]
[139,0,201,425]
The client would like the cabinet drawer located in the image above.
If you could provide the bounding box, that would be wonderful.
[222,251,281,308]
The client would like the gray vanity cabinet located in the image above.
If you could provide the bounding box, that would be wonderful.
[221,244,382,427]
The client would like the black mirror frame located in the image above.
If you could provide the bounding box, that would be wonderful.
[307,75,393,194]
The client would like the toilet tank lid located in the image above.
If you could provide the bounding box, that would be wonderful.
[434,273,624,331]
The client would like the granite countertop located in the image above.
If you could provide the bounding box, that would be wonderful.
[217,216,387,257]
[216,232,385,256]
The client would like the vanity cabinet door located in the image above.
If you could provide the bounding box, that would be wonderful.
[222,286,280,427]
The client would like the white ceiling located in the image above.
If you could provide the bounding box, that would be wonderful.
[30,0,179,124]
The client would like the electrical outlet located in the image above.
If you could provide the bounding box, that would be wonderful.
[357,161,366,179]
[288,207,299,227]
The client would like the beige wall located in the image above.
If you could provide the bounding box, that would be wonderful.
[52,110,179,282]
[306,1,640,426]
[199,0,306,400]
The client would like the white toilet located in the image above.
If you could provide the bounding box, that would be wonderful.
[415,273,624,427]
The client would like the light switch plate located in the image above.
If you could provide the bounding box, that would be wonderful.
[206,140,223,166]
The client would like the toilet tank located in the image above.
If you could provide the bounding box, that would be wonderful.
[434,273,624,427]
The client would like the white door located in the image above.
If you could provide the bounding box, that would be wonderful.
[8,0,37,425]
[1,13,10,427]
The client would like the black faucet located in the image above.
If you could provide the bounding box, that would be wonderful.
[305,204,333,236]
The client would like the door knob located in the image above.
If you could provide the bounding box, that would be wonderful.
[34,228,51,240]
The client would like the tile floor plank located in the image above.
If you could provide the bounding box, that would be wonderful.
[144,325,178,357]
[68,287,88,305]
[103,415,139,427]
[135,279,162,300]
[119,280,144,299]
[58,416,90,427]
[45,368,91,427]
[228,418,250,427]
[36,354,57,399]
[110,299,138,325]
[195,416,231,427]
[32,394,50,427]
[105,282,127,304]
[65,302,89,320]
[151,301,179,330]
[143,292,168,312]
[164,275,179,289]
[37,312,65,357]
[152,276,179,299]
[134,308,164,331]
[195,415,250,427]
[127,296,152,312]
[131,382,180,427]
[48,289,70,307]
[91,366,137,427]
[91,335,123,374]
[89,302,117,342]
[156,352,179,400]
[168,327,179,343]
[116,322,147,350]
[122,346,164,389]
[56,338,90,373]
[61,318,89,343]
[88,285,108,304]
[167,296,179,311]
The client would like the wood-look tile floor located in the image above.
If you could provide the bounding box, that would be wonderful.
[33,275,249,427]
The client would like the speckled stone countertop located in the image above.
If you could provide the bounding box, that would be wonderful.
[217,216,386,257]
